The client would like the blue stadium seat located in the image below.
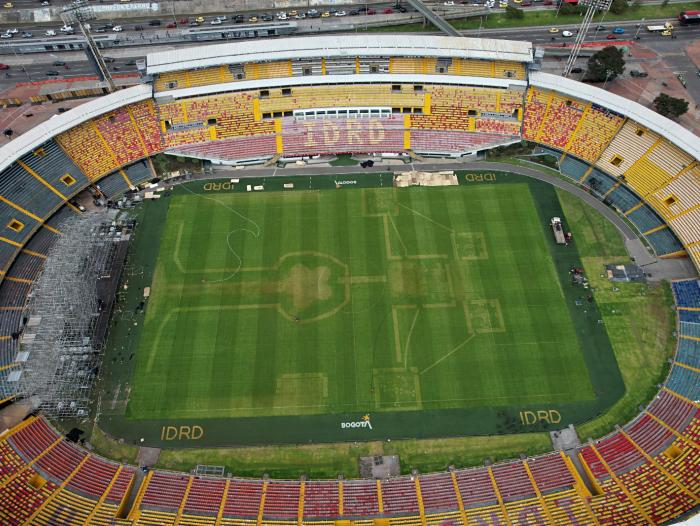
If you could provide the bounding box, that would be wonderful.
[666,364,700,401]
[124,160,153,186]
[559,156,589,181]
[672,280,700,307]
[680,321,700,338]
[97,172,130,199]
[19,140,89,198]
[627,204,664,233]
[583,169,616,197]
[605,185,640,213]
[677,338,700,369]
[646,228,684,256]
[0,164,64,219]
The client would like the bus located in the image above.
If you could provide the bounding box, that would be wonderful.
[679,10,700,25]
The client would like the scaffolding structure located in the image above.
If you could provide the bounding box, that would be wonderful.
[14,211,123,419]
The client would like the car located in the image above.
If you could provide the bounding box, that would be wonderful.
[216,15,227,20]
[0,64,9,70]
[60,25,73,32]
[7,28,17,34]
[148,19,161,26]
[630,70,648,77]
[522,0,532,6]
[112,25,122,31]
[499,1,508,6]
[295,12,306,18]
[321,11,330,17]
[383,7,394,13]
[444,0,455,4]
[112,66,120,70]
[103,56,115,63]
[45,70,59,76]
[570,67,583,73]
[45,29,56,36]
[261,13,273,21]
[95,27,106,32]
[195,16,204,23]
[277,13,288,20]
[595,25,607,30]
[612,26,625,33]
[548,27,559,33]
[248,16,258,22]
[41,0,49,5]
[166,22,176,28]
[661,29,672,36]
[606,33,617,39]
[233,15,245,22]
[3,2,12,7]
[52,60,65,66]
[562,30,573,37]
[21,31,32,38]
[103,22,114,28]
[367,8,376,14]
[0,33,11,39]
[210,18,222,24]
[289,10,297,16]
[334,10,346,16]
[307,10,320,17]
[97,25,111,30]
[126,59,136,65]
[188,21,200,26]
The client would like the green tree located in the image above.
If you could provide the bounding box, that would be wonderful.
[653,93,689,119]
[586,46,625,82]
[504,4,524,18]
[558,2,580,15]
[609,0,628,14]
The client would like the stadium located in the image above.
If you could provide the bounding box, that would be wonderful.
[0,33,699,525]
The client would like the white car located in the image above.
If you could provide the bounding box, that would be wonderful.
[60,25,73,32]
[210,18,222,24]
[0,32,11,39]
[112,25,122,31]
[444,0,455,4]
[216,15,227,20]
[45,29,56,36]
[7,27,17,34]
[334,10,346,16]
[562,30,573,37]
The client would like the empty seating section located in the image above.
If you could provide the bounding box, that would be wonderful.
[281,117,404,156]
[0,200,39,245]
[559,155,589,180]
[0,280,30,309]
[56,122,118,180]
[159,92,274,148]
[455,467,498,506]
[8,416,60,461]
[410,130,516,154]
[97,171,132,199]
[677,337,700,369]
[183,477,226,515]
[157,66,235,91]
[670,210,700,245]
[666,364,700,401]
[342,480,380,517]
[624,414,673,457]
[166,135,277,162]
[126,101,163,155]
[259,84,425,115]
[627,203,664,234]
[522,87,550,141]
[0,163,64,223]
[381,478,420,515]
[624,157,675,197]
[645,228,684,256]
[246,61,291,80]
[419,473,458,513]
[527,453,574,493]
[6,251,45,281]
[263,480,300,519]
[648,390,695,432]
[303,480,338,518]
[20,140,88,199]
[596,121,659,177]
[606,185,641,213]
[0,439,24,481]
[650,166,700,219]
[588,478,646,525]
[0,243,19,279]
[34,440,86,482]
[536,94,586,149]
[140,471,190,510]
[390,57,436,74]
[0,468,57,525]
[568,105,623,162]
[583,168,617,197]
[648,138,694,177]
[491,462,535,501]
[32,488,99,525]
[223,479,262,517]
[67,455,119,498]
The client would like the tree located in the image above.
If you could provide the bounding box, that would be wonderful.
[653,93,689,119]
[609,0,628,14]
[504,4,524,18]
[586,46,625,82]
[661,0,669,7]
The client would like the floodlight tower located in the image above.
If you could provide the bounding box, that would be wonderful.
[62,0,116,92]
[562,0,612,77]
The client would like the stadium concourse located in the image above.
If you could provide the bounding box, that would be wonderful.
[1,34,700,524]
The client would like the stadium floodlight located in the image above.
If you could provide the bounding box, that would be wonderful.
[62,0,116,92]
[563,0,612,78]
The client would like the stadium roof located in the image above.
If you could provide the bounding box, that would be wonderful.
[0,84,152,174]
[154,73,527,100]
[146,35,534,75]
[530,71,700,161]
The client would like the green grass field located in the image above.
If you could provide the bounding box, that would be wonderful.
[126,180,597,424]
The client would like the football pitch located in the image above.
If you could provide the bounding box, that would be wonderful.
[120,172,618,442]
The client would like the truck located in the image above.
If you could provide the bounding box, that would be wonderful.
[647,21,673,32]
[551,217,567,245]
